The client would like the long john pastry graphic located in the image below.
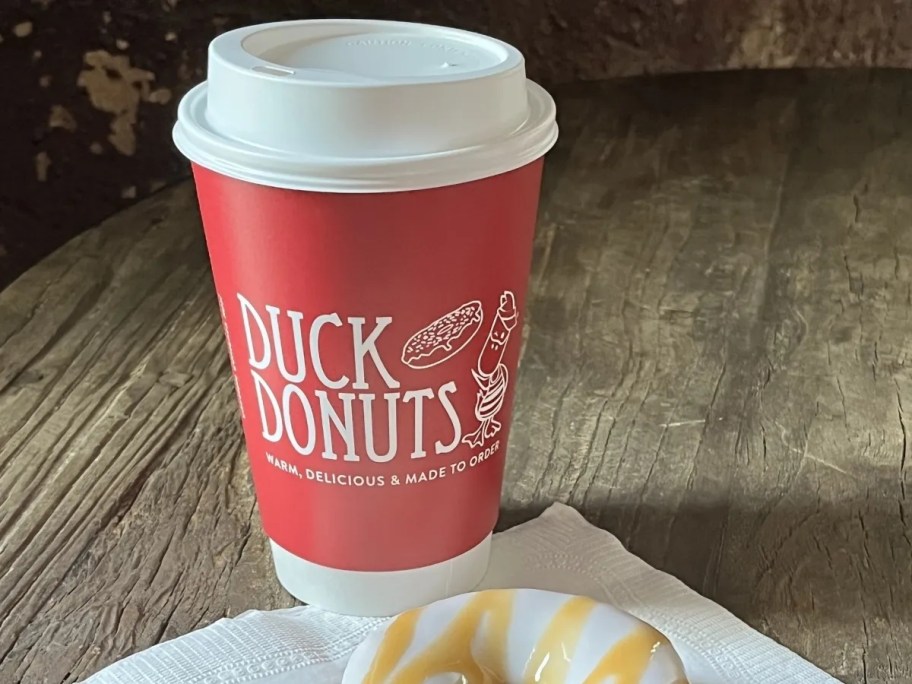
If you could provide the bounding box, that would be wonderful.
[463,290,518,448]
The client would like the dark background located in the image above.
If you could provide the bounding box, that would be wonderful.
[3,0,912,288]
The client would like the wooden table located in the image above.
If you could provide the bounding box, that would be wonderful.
[2,70,911,683]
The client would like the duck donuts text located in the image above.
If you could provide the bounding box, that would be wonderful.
[236,293,467,463]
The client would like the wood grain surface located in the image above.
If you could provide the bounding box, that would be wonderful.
[2,70,911,683]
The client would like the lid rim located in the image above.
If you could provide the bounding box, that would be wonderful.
[174,80,558,194]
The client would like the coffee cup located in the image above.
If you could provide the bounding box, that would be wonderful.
[173,19,557,616]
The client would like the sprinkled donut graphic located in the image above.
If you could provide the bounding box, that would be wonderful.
[401,301,484,370]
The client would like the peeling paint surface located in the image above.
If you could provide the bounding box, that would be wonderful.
[5,0,912,288]
[76,50,156,155]
[48,104,77,131]
[34,151,51,181]
[147,87,172,105]
[13,21,33,38]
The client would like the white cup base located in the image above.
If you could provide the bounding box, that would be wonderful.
[269,535,492,617]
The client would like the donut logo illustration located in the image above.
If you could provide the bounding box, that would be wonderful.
[463,291,517,447]
[401,291,518,448]
[401,301,483,369]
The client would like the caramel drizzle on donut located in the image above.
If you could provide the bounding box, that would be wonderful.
[581,625,675,684]
[365,607,422,683]
[522,596,596,682]
[363,591,686,684]
[367,590,513,684]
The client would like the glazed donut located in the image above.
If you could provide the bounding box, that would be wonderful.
[343,589,689,684]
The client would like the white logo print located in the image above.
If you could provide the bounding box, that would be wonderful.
[401,301,483,370]
[463,291,517,447]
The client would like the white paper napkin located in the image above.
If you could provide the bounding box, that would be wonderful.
[83,503,840,684]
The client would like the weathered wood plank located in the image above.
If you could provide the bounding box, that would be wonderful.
[505,71,912,683]
[1,71,911,683]
[0,190,287,684]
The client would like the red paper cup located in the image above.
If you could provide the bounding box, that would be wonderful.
[174,20,557,615]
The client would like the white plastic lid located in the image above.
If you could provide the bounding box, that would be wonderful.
[173,19,557,192]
